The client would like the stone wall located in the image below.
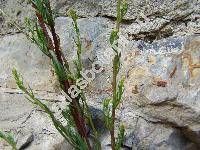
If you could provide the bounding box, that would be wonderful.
[0,0,200,149]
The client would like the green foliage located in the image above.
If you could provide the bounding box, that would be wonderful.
[113,78,125,109]
[119,1,128,22]
[110,30,119,46]
[50,51,68,82]
[110,0,127,110]
[13,1,99,149]
[68,9,79,31]
[103,99,113,130]
[0,131,17,150]
[115,124,125,150]
[116,0,128,29]
[103,0,128,149]
[12,69,89,149]
[69,10,101,149]
[68,9,83,78]
[8,0,128,149]
[25,18,50,56]
[30,0,54,26]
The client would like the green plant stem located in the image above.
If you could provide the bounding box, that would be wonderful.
[116,0,122,32]
[76,26,82,73]
[0,131,17,150]
[111,0,122,149]
[111,58,117,150]
[81,93,98,137]
[69,10,100,148]
[30,1,91,149]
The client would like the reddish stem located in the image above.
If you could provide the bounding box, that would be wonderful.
[31,2,91,149]
[32,3,54,50]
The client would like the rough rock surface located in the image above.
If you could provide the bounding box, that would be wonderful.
[1,0,199,36]
[0,0,200,150]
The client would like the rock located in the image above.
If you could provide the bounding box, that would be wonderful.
[0,3,200,149]
[0,16,110,90]
[17,133,34,150]
[54,17,111,69]
[1,0,199,36]
[0,34,54,91]
[88,26,200,148]
[0,87,72,150]
[0,17,111,149]
[121,35,200,148]
[123,117,198,150]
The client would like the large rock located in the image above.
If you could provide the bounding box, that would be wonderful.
[0,34,54,90]
[0,87,72,150]
[87,27,200,148]
[120,35,200,148]
[1,0,199,36]
[0,17,110,149]
[0,7,200,150]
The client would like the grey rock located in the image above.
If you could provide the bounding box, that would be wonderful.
[120,35,200,149]
[1,0,199,37]
[0,7,200,149]
[136,36,185,53]
[17,133,34,150]
[0,87,72,150]
[0,34,54,91]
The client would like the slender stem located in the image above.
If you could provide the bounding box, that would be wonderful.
[81,92,98,137]
[31,2,92,149]
[71,12,100,148]
[76,27,82,62]
[50,26,63,63]
[116,0,121,32]
[77,32,83,74]
[111,56,117,150]
[70,98,91,150]
[74,18,83,77]
[110,111,116,150]
[111,0,121,149]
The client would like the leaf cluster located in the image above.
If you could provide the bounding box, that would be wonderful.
[30,0,54,26]
[10,0,128,149]
[0,131,17,150]
[68,9,83,78]
[12,69,89,149]
[25,18,50,56]
[103,0,128,149]
[13,0,98,149]
[115,125,125,150]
